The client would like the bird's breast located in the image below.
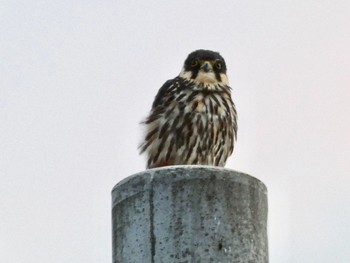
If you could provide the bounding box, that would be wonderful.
[189,93,230,118]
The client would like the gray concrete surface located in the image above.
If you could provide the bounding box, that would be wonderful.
[112,165,268,263]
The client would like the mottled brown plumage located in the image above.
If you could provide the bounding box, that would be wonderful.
[139,50,237,168]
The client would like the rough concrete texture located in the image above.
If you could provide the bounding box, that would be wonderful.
[112,165,268,263]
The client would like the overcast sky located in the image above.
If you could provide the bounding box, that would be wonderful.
[1,1,350,262]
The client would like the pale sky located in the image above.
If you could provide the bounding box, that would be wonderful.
[1,1,350,262]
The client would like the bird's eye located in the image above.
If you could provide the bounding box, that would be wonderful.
[215,62,222,70]
[191,59,198,67]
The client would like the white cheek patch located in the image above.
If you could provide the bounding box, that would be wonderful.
[179,68,192,80]
[220,73,229,86]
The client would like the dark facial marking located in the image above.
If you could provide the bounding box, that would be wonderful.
[183,49,227,80]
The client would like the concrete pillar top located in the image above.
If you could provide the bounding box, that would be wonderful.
[112,165,268,263]
[112,165,267,205]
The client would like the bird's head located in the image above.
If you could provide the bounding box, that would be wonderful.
[179,49,229,86]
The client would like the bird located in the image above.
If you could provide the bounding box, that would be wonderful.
[139,49,237,169]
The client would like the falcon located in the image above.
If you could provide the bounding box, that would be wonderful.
[139,49,237,169]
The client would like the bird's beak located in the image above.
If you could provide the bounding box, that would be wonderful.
[200,61,213,72]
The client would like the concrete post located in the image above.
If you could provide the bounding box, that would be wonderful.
[112,166,268,263]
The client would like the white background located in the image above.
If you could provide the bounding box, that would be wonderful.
[1,1,350,262]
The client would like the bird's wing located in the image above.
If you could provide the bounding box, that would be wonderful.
[151,79,176,109]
